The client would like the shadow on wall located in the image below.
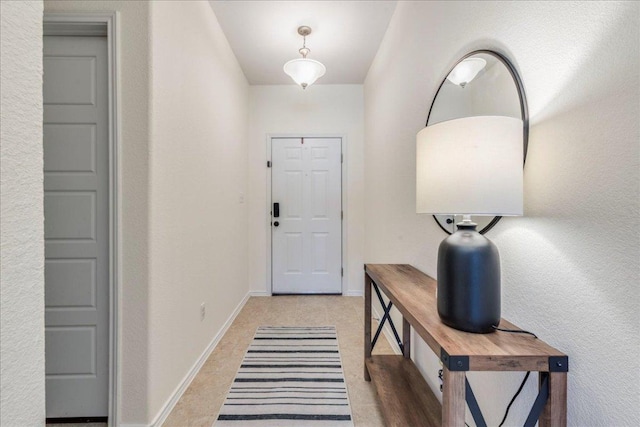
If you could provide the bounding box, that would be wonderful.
[528,2,638,123]
[489,4,639,425]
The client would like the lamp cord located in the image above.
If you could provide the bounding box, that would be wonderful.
[494,325,538,426]
[498,371,531,427]
[439,365,528,427]
[492,325,538,339]
[438,326,539,426]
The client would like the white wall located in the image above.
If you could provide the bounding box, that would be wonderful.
[44,1,153,423]
[365,1,639,426]
[248,85,365,296]
[0,1,45,425]
[147,1,249,422]
[44,2,251,424]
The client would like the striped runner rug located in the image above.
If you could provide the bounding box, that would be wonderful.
[214,326,353,426]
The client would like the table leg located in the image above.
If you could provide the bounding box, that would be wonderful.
[402,317,411,359]
[364,273,372,381]
[539,372,567,427]
[442,367,466,426]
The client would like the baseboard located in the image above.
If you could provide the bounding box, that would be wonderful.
[248,290,271,296]
[249,290,362,297]
[371,306,402,355]
[147,292,251,427]
[47,417,107,424]
[343,290,363,297]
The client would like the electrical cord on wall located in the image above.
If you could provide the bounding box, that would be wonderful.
[497,371,531,427]
[494,326,538,426]
[438,327,538,426]
[437,326,539,427]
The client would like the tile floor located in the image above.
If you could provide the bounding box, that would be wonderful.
[163,295,395,426]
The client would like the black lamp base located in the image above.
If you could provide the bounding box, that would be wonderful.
[437,222,500,333]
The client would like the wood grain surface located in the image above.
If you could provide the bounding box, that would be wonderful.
[365,355,442,427]
[442,368,466,426]
[540,373,568,427]
[365,264,567,371]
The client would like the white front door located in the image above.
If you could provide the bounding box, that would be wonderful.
[44,35,109,418]
[271,137,342,294]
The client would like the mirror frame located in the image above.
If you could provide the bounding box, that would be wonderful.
[426,49,529,235]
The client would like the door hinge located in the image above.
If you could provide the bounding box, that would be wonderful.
[267,160,271,168]
[341,267,344,277]
[341,153,343,163]
[341,211,343,220]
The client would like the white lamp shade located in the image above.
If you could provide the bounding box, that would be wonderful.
[416,116,523,215]
[283,58,326,88]
[446,58,486,87]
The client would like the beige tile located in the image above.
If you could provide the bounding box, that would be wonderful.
[163,295,392,426]
[352,403,386,427]
[189,415,216,427]
[163,404,191,427]
[345,377,379,406]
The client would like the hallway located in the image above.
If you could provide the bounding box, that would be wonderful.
[163,296,394,426]
[3,2,639,426]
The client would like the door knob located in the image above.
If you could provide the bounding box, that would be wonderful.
[274,221,280,227]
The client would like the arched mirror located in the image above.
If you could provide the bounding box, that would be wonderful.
[427,50,529,234]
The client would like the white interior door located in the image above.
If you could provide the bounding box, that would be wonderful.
[44,35,109,418]
[271,137,342,294]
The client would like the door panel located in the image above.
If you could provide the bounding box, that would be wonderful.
[44,124,97,173]
[285,232,303,273]
[285,171,303,217]
[44,191,97,240]
[43,55,97,105]
[45,259,97,308]
[45,326,97,375]
[272,138,342,294]
[44,35,109,418]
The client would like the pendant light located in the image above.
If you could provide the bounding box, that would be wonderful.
[446,57,486,88]
[283,26,326,89]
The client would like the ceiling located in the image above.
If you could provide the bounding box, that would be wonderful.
[209,1,397,85]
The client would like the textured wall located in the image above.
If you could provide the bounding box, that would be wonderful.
[43,1,152,423]
[248,85,365,296]
[364,1,639,425]
[147,1,250,422]
[0,1,45,425]
[44,1,251,424]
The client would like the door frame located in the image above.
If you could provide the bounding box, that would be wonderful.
[43,12,121,425]
[266,134,347,295]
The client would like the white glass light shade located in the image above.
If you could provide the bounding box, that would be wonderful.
[416,116,523,215]
[283,58,326,89]
[446,58,486,87]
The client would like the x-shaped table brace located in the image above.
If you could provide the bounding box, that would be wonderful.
[370,282,404,353]
[371,277,557,427]
[442,351,557,427]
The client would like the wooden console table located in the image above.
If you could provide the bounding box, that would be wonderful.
[364,264,568,427]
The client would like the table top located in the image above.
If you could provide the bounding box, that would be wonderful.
[365,264,567,372]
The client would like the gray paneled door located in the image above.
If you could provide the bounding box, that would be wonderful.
[44,35,109,418]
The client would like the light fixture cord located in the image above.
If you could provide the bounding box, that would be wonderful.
[299,34,310,58]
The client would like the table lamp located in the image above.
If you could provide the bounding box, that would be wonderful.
[416,115,523,333]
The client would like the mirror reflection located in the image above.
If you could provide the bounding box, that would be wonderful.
[427,51,527,234]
